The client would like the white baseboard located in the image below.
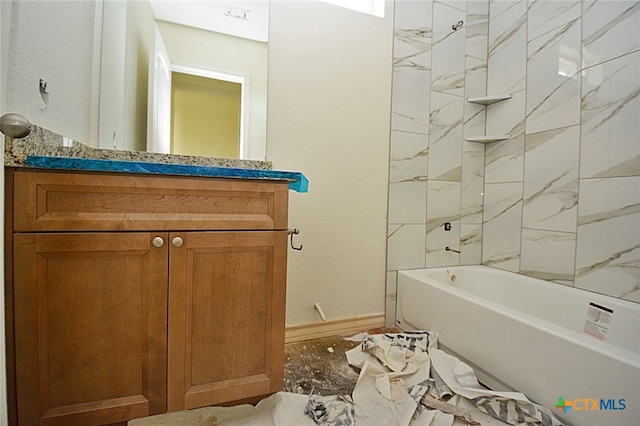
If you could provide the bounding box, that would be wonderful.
[285,313,386,344]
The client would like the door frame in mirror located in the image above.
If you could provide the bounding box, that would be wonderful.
[172,63,250,159]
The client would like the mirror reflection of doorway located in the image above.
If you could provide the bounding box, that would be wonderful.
[171,71,242,158]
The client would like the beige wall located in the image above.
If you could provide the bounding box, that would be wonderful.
[157,21,268,161]
[171,72,241,158]
[267,0,394,326]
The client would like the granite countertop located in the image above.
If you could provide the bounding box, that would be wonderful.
[5,125,308,193]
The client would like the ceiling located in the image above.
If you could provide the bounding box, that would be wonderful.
[149,0,269,42]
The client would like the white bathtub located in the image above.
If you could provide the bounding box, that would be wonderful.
[396,265,640,426]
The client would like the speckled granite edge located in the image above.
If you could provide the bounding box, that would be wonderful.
[25,156,309,193]
[4,124,272,170]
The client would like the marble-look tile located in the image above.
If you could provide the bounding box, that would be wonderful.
[463,56,487,142]
[394,0,432,74]
[388,179,427,224]
[485,90,525,183]
[391,0,433,133]
[487,0,527,94]
[482,182,523,272]
[388,130,429,224]
[432,1,466,44]
[582,0,640,69]
[426,180,461,267]
[581,51,640,178]
[489,0,524,20]
[523,126,579,232]
[387,224,427,270]
[527,0,581,42]
[431,2,466,95]
[391,66,432,134]
[385,271,398,327]
[389,130,429,184]
[466,0,489,61]
[575,177,640,302]
[460,223,482,265]
[526,19,581,134]
[464,55,488,100]
[428,92,463,181]
[436,0,466,13]
[461,141,485,224]
[520,228,576,285]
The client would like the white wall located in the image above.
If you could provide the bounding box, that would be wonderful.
[267,0,394,325]
[6,0,99,145]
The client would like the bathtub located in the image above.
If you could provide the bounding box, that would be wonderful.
[395,265,640,426]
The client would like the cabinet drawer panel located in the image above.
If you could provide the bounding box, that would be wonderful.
[11,169,289,231]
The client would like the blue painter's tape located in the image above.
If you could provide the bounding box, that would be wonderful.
[24,156,309,193]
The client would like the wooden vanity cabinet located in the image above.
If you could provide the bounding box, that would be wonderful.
[5,168,289,425]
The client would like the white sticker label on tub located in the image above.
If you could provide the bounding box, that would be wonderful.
[584,302,613,341]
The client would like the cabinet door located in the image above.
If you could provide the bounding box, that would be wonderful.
[13,233,168,425]
[167,231,287,411]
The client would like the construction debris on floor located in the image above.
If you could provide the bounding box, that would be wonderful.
[131,330,564,426]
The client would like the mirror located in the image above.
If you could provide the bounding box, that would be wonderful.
[4,0,268,161]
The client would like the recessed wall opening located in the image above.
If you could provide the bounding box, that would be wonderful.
[171,71,242,158]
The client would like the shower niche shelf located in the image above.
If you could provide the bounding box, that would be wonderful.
[467,94,512,105]
[465,93,512,143]
[465,135,510,143]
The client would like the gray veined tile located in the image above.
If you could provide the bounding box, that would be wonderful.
[432,31,466,96]
[520,229,576,284]
[523,126,579,232]
[581,51,640,178]
[461,141,485,225]
[428,92,463,181]
[575,177,640,301]
[432,1,466,44]
[526,19,581,134]
[394,28,432,72]
[466,2,489,61]
[527,0,581,42]
[488,0,527,94]
[389,130,429,184]
[460,223,482,265]
[394,0,432,73]
[485,90,525,184]
[582,0,640,69]
[464,56,488,99]
[391,67,431,133]
[387,224,427,270]
[482,182,523,272]
[431,2,467,96]
[489,0,525,21]
[426,180,461,267]
[388,179,427,224]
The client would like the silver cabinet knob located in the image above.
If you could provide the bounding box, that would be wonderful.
[172,236,184,247]
[152,237,164,248]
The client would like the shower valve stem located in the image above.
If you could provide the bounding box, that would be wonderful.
[445,246,461,254]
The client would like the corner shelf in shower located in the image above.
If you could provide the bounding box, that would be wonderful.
[465,93,512,142]
[465,135,510,143]
[467,94,512,105]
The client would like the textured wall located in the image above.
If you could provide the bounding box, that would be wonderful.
[6,0,99,144]
[268,0,394,326]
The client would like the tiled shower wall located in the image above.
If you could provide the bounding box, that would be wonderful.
[386,0,640,324]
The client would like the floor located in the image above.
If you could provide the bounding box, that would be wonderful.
[284,334,360,396]
[130,328,395,425]
[283,327,400,396]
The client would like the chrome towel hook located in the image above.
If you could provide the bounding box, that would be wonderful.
[288,228,303,251]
